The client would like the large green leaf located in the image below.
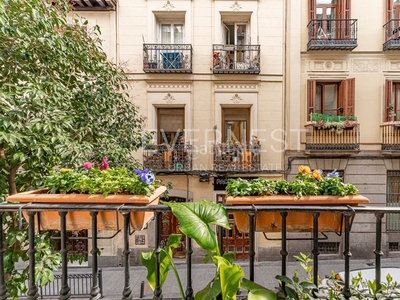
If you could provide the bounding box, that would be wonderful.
[218,259,244,300]
[241,278,277,300]
[194,279,221,300]
[140,233,182,291]
[165,200,230,251]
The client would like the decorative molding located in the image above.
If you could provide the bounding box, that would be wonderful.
[311,60,346,72]
[230,1,242,12]
[353,59,378,72]
[215,84,258,92]
[387,60,400,71]
[147,83,191,92]
[162,0,174,11]
[163,93,175,104]
[230,93,242,104]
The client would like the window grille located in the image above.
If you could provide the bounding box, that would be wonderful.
[387,171,400,232]
[318,242,340,254]
[389,242,400,252]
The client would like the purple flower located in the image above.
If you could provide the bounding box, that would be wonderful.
[327,169,339,177]
[83,161,92,170]
[135,169,155,184]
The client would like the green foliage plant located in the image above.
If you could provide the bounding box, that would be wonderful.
[226,166,358,199]
[141,200,277,300]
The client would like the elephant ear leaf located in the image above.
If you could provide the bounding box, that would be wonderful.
[165,200,230,251]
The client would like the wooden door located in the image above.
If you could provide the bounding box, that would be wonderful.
[216,194,250,260]
[159,197,186,258]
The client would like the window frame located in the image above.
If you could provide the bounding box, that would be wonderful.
[307,78,355,120]
[157,107,185,145]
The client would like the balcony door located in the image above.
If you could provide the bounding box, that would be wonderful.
[307,78,355,120]
[157,107,184,145]
[160,23,184,44]
[222,108,250,144]
[315,0,337,39]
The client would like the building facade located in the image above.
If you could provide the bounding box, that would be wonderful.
[72,0,400,266]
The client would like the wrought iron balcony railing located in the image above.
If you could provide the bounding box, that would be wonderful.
[305,123,360,151]
[0,203,399,298]
[381,122,400,150]
[143,143,192,171]
[307,19,358,51]
[383,19,400,51]
[72,0,116,11]
[213,142,261,171]
[212,44,260,74]
[143,44,192,74]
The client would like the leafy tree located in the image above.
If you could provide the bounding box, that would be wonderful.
[0,0,149,197]
[0,0,149,296]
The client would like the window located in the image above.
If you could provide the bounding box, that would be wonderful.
[387,171,400,232]
[385,80,400,122]
[309,0,350,21]
[307,78,355,120]
[157,108,184,144]
[387,0,400,21]
[222,108,250,143]
[309,0,351,39]
[160,23,184,44]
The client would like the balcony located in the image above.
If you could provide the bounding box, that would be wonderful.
[212,44,260,74]
[143,44,192,74]
[381,122,400,151]
[383,19,400,51]
[305,123,360,155]
[72,0,116,11]
[307,19,358,51]
[1,202,400,298]
[213,142,261,171]
[143,143,192,172]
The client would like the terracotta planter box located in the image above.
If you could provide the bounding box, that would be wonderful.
[6,186,167,231]
[225,195,369,233]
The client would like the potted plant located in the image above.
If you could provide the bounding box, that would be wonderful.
[224,166,369,233]
[141,200,277,300]
[6,158,167,231]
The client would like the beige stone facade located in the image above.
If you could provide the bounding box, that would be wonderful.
[73,0,400,265]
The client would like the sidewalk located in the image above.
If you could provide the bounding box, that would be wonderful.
[94,258,400,299]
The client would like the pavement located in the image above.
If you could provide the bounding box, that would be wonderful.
[54,257,400,299]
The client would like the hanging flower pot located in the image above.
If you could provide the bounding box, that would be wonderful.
[6,159,166,231]
[224,166,369,233]
[7,186,167,231]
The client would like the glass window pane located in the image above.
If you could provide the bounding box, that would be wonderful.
[324,84,338,115]
[161,24,171,43]
[225,121,247,143]
[174,24,183,44]
[316,85,322,113]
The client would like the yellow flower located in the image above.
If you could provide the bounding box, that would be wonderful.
[312,169,322,181]
[298,165,311,174]
[60,168,73,173]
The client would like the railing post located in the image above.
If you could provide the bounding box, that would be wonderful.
[90,211,101,300]
[249,211,256,281]
[153,211,163,300]
[342,211,353,300]
[122,212,133,300]
[280,211,288,278]
[312,212,320,286]
[0,212,9,300]
[185,236,193,300]
[59,211,71,300]
[27,211,39,300]
[374,212,384,292]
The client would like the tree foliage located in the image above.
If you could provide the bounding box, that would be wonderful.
[0,0,150,296]
[0,0,149,197]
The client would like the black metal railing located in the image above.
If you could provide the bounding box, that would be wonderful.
[212,44,260,74]
[143,143,192,171]
[383,19,400,51]
[307,19,358,51]
[213,142,261,171]
[1,203,400,299]
[143,44,192,73]
[305,123,360,151]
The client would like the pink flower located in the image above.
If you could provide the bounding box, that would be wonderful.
[83,161,92,170]
[99,157,109,170]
